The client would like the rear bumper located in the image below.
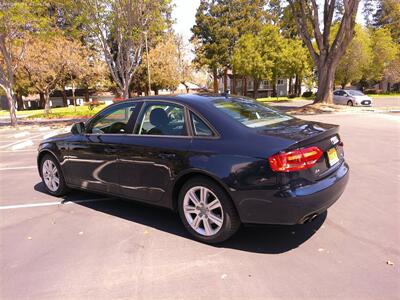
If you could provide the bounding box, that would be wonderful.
[235,161,349,225]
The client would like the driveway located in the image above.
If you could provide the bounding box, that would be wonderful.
[0,112,399,299]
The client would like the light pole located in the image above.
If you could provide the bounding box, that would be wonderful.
[144,31,151,95]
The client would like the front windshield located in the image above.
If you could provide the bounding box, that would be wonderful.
[213,98,292,128]
[347,90,365,96]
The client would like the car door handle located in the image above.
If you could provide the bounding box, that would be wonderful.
[158,153,176,159]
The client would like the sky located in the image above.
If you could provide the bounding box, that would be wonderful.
[171,0,200,42]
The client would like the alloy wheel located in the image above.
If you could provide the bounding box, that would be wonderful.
[183,186,224,236]
[42,159,60,192]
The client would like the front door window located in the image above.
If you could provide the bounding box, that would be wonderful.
[88,102,138,134]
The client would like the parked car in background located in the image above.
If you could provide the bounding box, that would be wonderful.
[37,94,349,243]
[333,90,373,106]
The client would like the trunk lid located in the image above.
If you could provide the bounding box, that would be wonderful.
[255,118,344,180]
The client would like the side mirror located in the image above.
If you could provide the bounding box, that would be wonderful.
[71,122,85,135]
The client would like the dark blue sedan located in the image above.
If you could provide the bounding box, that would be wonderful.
[37,94,349,243]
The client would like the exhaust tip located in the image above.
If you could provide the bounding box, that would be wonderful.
[300,213,319,224]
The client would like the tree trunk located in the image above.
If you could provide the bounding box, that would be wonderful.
[16,93,24,111]
[289,77,293,94]
[213,67,218,93]
[44,91,51,115]
[39,92,45,108]
[243,77,247,96]
[123,84,130,99]
[72,82,76,112]
[272,79,277,97]
[253,79,259,99]
[154,89,159,95]
[84,87,90,102]
[297,76,302,96]
[223,68,228,92]
[5,86,17,126]
[62,86,68,107]
[232,74,236,94]
[294,75,300,96]
[314,64,336,104]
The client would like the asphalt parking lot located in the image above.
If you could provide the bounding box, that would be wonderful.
[0,112,399,300]
[269,96,400,111]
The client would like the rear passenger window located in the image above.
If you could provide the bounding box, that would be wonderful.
[191,112,213,137]
[138,103,187,136]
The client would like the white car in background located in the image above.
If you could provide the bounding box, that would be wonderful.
[333,90,373,106]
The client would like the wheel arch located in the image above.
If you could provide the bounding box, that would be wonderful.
[37,148,61,177]
[170,170,237,212]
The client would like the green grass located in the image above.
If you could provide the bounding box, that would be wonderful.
[366,93,400,98]
[0,104,108,119]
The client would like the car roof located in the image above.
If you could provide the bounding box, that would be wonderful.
[126,93,243,104]
[124,93,256,111]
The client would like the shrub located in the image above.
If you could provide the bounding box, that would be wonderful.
[302,91,313,98]
[85,100,104,111]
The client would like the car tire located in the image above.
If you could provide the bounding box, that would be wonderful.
[40,154,69,196]
[178,176,241,244]
[347,100,353,106]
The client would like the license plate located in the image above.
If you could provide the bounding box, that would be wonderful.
[327,148,339,167]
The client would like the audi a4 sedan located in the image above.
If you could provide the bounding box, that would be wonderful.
[333,89,373,106]
[37,94,349,243]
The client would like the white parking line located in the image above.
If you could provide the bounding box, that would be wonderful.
[0,197,113,210]
[14,131,30,138]
[0,150,37,153]
[0,166,37,171]
[0,133,44,149]
[11,140,34,150]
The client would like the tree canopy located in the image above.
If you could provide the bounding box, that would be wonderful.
[335,25,373,88]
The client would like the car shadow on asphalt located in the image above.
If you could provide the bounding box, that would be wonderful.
[34,183,327,254]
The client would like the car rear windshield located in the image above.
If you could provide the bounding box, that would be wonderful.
[213,98,292,128]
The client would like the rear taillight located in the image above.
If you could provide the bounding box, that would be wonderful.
[268,146,323,172]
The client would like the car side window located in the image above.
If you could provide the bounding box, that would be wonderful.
[191,112,214,137]
[137,102,187,136]
[88,103,137,134]
[333,91,340,96]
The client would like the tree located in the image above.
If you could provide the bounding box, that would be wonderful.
[19,34,89,114]
[233,34,271,98]
[78,58,111,102]
[373,0,400,43]
[148,36,180,94]
[281,38,311,96]
[79,0,172,98]
[0,0,49,126]
[288,0,361,103]
[191,0,267,93]
[369,27,398,83]
[335,25,373,88]
[232,25,284,98]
